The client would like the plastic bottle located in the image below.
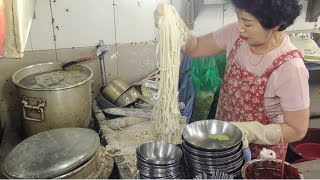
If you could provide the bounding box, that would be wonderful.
[259,148,276,159]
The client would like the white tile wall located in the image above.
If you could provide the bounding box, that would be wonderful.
[287,0,319,31]
[192,5,224,36]
[24,35,33,51]
[28,0,55,51]
[114,0,158,44]
[24,0,319,50]
[51,0,115,49]
[193,0,319,36]
[223,3,236,26]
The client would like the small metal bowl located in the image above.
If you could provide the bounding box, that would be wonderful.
[136,153,182,168]
[96,87,118,109]
[134,100,153,110]
[101,79,130,103]
[189,159,244,174]
[182,120,242,151]
[138,169,184,178]
[137,141,183,165]
[114,87,140,107]
[137,164,183,177]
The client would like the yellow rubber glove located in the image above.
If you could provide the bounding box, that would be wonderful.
[231,121,281,145]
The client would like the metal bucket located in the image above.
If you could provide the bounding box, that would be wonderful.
[241,159,304,179]
[12,62,93,137]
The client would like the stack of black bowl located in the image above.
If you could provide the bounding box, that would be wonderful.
[182,120,245,178]
[136,141,185,179]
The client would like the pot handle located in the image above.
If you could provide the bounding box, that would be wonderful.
[22,97,46,122]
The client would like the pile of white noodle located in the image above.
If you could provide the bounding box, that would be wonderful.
[151,4,189,144]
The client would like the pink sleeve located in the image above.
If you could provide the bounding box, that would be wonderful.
[273,58,310,111]
[212,23,239,52]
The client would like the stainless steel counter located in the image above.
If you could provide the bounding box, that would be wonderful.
[294,160,320,179]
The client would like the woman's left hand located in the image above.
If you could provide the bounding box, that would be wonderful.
[231,121,281,145]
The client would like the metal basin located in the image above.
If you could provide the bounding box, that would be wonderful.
[137,141,182,165]
[182,120,242,151]
[290,32,320,47]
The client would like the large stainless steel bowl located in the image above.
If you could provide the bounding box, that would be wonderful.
[137,141,183,165]
[182,145,243,166]
[182,141,242,158]
[190,157,244,175]
[182,120,242,151]
[187,156,244,173]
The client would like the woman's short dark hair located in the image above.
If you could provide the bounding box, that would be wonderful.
[231,0,302,31]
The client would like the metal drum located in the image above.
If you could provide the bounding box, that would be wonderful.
[2,128,113,179]
[12,62,93,137]
[182,120,244,178]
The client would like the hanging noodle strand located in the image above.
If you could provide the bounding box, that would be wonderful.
[151,4,189,144]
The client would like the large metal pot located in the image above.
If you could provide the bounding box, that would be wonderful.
[12,62,93,137]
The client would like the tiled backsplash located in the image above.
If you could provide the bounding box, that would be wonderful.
[1,0,319,128]
[193,0,319,36]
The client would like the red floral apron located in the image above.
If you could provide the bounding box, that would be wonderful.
[215,37,303,159]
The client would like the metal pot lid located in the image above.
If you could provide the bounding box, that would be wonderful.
[12,62,93,91]
[2,128,100,179]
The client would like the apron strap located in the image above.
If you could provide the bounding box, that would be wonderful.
[262,50,304,78]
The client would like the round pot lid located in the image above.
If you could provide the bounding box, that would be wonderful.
[2,128,100,179]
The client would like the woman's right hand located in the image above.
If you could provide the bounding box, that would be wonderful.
[154,4,164,28]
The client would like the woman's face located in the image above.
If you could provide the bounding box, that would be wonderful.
[236,9,275,46]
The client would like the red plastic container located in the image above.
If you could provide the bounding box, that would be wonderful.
[0,0,6,58]
[293,143,320,163]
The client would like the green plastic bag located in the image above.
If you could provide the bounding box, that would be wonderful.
[190,53,226,122]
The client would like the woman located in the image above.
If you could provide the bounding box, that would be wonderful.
[187,0,310,159]
[156,0,310,159]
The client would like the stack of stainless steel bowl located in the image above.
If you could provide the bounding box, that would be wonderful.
[136,141,185,179]
[182,120,244,178]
